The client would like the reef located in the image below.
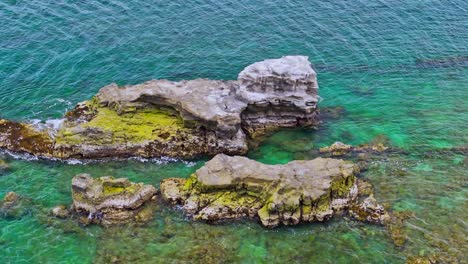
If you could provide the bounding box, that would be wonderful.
[0,56,319,159]
[161,154,389,228]
[71,174,157,226]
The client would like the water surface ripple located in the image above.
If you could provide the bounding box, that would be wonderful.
[0,0,467,263]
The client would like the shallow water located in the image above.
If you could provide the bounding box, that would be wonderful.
[0,0,467,263]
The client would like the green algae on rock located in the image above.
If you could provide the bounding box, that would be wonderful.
[0,56,320,160]
[161,154,389,228]
[71,174,157,226]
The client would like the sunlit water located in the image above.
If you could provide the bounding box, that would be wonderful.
[0,1,467,263]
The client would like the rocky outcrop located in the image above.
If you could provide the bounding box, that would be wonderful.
[0,56,320,160]
[71,174,157,226]
[161,154,388,228]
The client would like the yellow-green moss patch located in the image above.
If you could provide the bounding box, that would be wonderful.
[56,105,190,145]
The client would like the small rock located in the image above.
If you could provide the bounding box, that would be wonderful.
[319,142,352,156]
[0,192,34,219]
[349,194,390,224]
[51,205,70,219]
[3,192,19,203]
[357,179,374,197]
[71,174,157,226]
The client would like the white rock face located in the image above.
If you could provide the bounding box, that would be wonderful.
[237,56,319,136]
[238,55,318,93]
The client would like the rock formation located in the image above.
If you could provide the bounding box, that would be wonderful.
[71,174,157,226]
[0,56,319,159]
[161,154,388,228]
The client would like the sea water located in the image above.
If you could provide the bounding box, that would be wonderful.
[0,1,466,263]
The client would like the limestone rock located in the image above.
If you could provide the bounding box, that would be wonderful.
[160,178,185,205]
[71,174,157,226]
[0,56,319,160]
[161,154,362,228]
[238,56,319,138]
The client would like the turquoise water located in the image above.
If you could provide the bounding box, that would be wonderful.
[0,1,467,263]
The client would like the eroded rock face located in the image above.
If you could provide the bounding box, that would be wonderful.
[238,56,319,137]
[159,154,388,228]
[0,56,319,159]
[71,174,157,226]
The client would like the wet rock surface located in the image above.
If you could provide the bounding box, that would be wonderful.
[0,56,319,160]
[161,154,389,228]
[71,174,157,226]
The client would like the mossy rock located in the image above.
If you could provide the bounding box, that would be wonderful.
[161,154,362,227]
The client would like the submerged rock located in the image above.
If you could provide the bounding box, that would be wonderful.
[0,56,320,160]
[71,174,157,226]
[0,192,34,219]
[348,195,390,224]
[319,142,353,156]
[0,159,10,171]
[161,154,388,228]
[2,192,19,205]
[51,205,70,219]
[319,136,390,158]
